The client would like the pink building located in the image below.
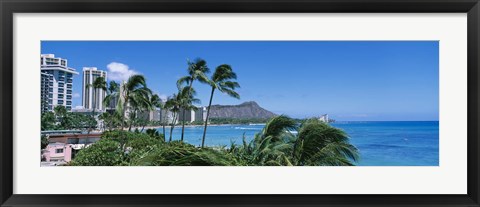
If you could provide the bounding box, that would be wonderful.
[41,132,102,163]
[42,143,74,162]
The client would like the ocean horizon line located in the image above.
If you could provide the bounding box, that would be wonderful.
[333,120,439,122]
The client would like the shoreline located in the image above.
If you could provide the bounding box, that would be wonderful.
[90,123,265,133]
[130,123,265,131]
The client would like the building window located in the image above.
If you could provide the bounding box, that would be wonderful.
[67,90,72,94]
[55,149,63,153]
[67,95,72,99]
[66,101,72,105]
[67,138,79,144]
[58,89,64,93]
[58,94,64,98]
[58,100,64,104]
[49,88,53,92]
[58,83,64,87]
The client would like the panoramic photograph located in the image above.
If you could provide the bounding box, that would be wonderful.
[40,41,439,166]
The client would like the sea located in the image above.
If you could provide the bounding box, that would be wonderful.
[160,121,439,166]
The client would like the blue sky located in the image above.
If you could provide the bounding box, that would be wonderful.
[41,41,439,121]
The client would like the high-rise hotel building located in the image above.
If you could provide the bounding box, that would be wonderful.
[41,54,79,113]
[82,67,108,112]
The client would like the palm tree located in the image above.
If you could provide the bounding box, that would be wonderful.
[229,115,296,165]
[201,64,240,148]
[103,81,119,110]
[127,91,152,132]
[177,86,200,141]
[102,81,121,131]
[164,93,181,142]
[86,76,107,119]
[293,118,359,166]
[177,59,210,94]
[53,105,67,123]
[85,77,106,145]
[159,100,167,136]
[118,75,151,132]
[177,59,210,140]
[98,112,118,132]
[140,94,162,133]
[102,81,123,131]
[229,116,359,166]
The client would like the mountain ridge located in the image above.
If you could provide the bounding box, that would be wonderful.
[208,101,276,119]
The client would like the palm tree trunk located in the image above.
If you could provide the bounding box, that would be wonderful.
[181,109,186,141]
[162,118,166,137]
[86,88,95,148]
[201,87,215,148]
[141,110,150,133]
[121,94,128,131]
[141,120,146,132]
[128,110,136,132]
[160,108,166,136]
[169,112,177,142]
[120,93,128,151]
[92,90,96,127]
[108,118,112,131]
[181,79,194,142]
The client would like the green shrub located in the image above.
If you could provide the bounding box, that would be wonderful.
[126,133,160,149]
[128,141,241,166]
[70,139,125,166]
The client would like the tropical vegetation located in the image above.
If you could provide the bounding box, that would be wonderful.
[70,115,358,166]
[41,105,96,131]
[43,57,360,166]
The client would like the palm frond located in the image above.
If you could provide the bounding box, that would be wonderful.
[220,88,240,99]
[125,74,147,91]
[177,76,191,89]
[261,115,297,140]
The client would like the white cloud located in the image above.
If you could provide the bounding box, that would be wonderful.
[73,92,80,98]
[106,62,139,82]
[158,94,168,102]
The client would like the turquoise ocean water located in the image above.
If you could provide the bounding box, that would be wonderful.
[160,121,439,166]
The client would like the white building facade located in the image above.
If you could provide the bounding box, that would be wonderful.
[177,106,206,123]
[82,67,107,112]
[40,54,79,113]
[319,114,329,122]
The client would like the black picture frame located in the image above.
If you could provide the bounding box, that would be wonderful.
[1,0,479,206]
